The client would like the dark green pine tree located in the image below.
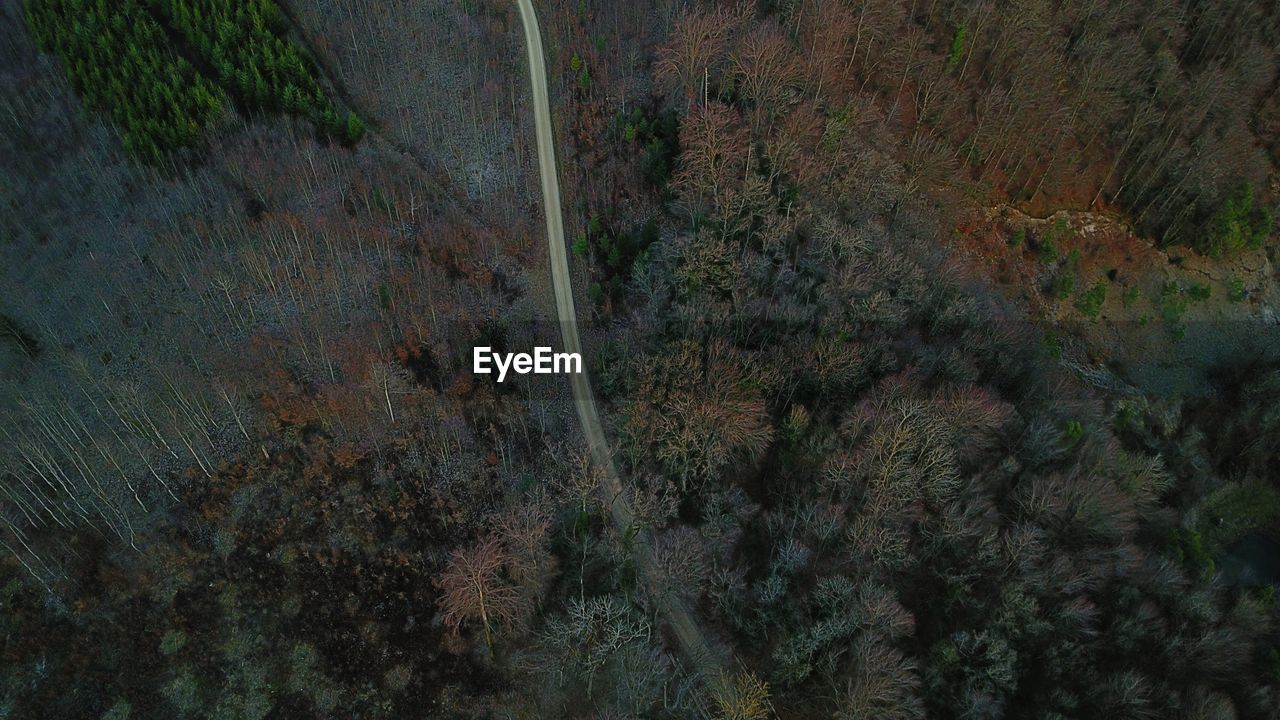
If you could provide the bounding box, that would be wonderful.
[343,112,365,146]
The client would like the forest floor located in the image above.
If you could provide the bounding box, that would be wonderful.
[953,206,1280,398]
[280,0,533,227]
[514,0,731,696]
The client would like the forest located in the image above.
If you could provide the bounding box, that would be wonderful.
[24,0,363,165]
[1,0,1279,719]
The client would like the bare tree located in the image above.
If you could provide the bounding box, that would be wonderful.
[713,670,772,720]
[674,101,750,219]
[836,636,924,720]
[436,536,521,656]
[654,6,743,104]
[732,21,802,130]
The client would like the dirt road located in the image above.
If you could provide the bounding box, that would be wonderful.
[513,0,730,694]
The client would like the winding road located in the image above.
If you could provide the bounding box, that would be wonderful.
[514,0,730,695]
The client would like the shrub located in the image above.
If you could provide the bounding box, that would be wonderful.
[1075,280,1106,319]
[1227,276,1247,302]
[1122,286,1141,308]
[1038,216,1072,262]
[1203,185,1273,257]
[1042,331,1062,360]
[1037,236,1058,264]
[946,25,967,71]
[1048,216,1071,242]
[1051,269,1076,299]
[1159,282,1189,325]
[1062,420,1085,446]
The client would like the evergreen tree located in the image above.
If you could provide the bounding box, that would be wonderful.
[24,0,361,165]
[343,112,365,146]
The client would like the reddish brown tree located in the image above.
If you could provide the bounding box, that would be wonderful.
[765,101,826,192]
[673,101,750,217]
[654,7,742,103]
[732,21,802,129]
[436,536,521,655]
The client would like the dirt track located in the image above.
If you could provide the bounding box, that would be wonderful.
[513,0,730,694]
